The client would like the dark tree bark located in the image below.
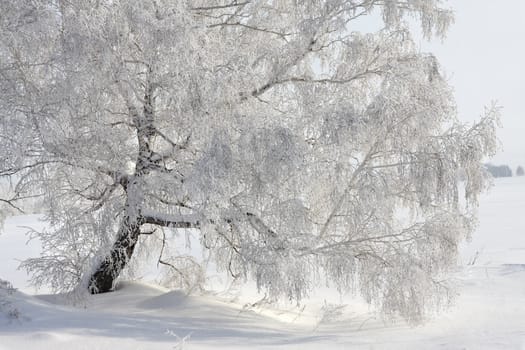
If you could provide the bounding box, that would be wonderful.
[88,212,143,293]
[87,209,200,293]
[88,81,155,294]
[87,80,200,294]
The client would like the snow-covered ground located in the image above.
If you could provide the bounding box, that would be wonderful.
[1,177,525,349]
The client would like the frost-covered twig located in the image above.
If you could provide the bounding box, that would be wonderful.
[165,329,192,350]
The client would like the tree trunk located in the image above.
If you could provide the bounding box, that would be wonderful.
[88,214,142,293]
[89,81,155,294]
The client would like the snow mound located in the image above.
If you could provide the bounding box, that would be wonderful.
[1,178,525,349]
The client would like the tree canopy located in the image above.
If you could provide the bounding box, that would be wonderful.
[0,0,498,322]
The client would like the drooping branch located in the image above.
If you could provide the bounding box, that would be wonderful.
[319,140,380,238]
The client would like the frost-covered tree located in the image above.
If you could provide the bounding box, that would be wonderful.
[0,0,498,322]
[516,166,524,176]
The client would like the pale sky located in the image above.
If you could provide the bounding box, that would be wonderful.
[417,1,525,169]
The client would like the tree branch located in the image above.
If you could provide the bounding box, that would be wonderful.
[0,198,24,213]
[208,22,291,39]
[191,2,251,11]
[251,70,382,98]
[141,210,200,229]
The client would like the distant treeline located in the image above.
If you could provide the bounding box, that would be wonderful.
[485,164,524,177]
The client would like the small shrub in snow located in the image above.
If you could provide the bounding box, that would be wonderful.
[0,279,21,322]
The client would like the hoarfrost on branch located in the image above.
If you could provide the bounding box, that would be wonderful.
[0,0,498,322]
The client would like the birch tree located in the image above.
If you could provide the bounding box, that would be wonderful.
[0,0,498,322]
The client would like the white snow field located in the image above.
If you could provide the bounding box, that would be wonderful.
[1,177,525,349]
